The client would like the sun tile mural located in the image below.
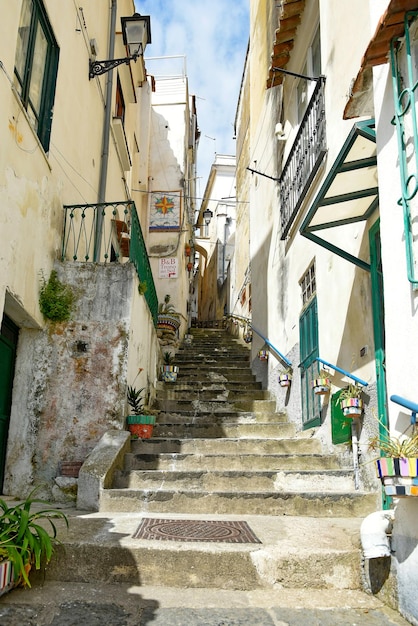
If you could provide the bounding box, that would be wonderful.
[149,191,182,231]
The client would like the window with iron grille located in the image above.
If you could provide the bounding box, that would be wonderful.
[14,0,59,152]
[300,261,316,306]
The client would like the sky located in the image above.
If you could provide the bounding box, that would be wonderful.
[135,0,249,200]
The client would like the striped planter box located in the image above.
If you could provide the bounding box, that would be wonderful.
[0,560,15,596]
[311,378,331,395]
[161,365,179,382]
[340,397,363,418]
[375,457,418,497]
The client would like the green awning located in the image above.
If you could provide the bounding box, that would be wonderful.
[299,119,378,271]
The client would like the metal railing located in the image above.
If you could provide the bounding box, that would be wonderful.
[280,76,327,240]
[315,357,368,387]
[61,200,158,325]
[390,394,418,425]
[225,315,292,368]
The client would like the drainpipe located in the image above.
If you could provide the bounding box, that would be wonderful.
[94,0,117,262]
[360,509,395,559]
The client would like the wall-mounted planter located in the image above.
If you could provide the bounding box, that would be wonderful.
[126,415,156,438]
[161,365,179,382]
[340,397,363,418]
[258,350,268,361]
[157,315,181,332]
[311,378,331,395]
[375,457,418,497]
[279,373,292,387]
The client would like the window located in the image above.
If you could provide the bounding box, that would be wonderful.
[300,261,316,306]
[115,75,126,124]
[14,0,59,152]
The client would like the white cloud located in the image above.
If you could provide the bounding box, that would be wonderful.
[135,0,249,197]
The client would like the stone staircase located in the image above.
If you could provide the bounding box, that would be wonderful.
[44,328,379,594]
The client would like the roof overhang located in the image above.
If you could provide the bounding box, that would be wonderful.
[299,119,377,271]
[344,0,418,119]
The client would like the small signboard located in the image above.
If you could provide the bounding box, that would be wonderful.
[159,258,178,279]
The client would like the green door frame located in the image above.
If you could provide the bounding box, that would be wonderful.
[369,219,390,508]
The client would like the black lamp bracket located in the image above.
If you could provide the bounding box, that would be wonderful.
[89,51,140,80]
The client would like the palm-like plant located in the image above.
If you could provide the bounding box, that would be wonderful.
[127,386,146,415]
[0,490,68,588]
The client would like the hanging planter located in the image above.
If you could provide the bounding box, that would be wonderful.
[184,333,193,345]
[126,414,156,438]
[279,372,292,387]
[338,384,364,418]
[243,330,252,343]
[340,397,363,418]
[311,377,331,395]
[258,350,268,361]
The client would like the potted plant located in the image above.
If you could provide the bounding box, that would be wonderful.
[369,425,418,497]
[258,350,268,361]
[157,294,181,332]
[160,351,179,382]
[184,331,193,346]
[338,383,364,418]
[0,489,68,592]
[126,386,156,438]
[311,374,331,395]
[279,368,292,387]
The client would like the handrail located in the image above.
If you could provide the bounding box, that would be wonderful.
[225,315,292,368]
[251,325,292,368]
[315,357,368,387]
[390,394,418,425]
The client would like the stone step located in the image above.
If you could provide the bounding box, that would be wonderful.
[154,412,289,424]
[131,436,323,456]
[157,389,270,401]
[176,371,258,382]
[152,422,296,439]
[100,486,377,517]
[112,468,356,492]
[42,511,368,591]
[124,452,342,472]
[160,381,263,392]
[155,399,278,414]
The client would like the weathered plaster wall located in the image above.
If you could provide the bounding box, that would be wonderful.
[4,262,158,501]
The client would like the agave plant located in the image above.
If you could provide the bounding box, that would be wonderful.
[127,386,146,415]
[0,489,68,588]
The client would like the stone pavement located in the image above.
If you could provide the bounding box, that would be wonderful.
[0,582,412,625]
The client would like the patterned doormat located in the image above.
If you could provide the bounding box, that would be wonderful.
[132,518,261,543]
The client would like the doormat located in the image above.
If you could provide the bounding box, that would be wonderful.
[132,518,261,543]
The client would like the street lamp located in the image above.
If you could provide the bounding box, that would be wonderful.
[89,13,151,79]
[203,209,213,225]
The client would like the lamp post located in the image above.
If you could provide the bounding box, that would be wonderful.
[89,13,151,79]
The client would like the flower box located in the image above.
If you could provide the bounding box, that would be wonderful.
[375,457,418,497]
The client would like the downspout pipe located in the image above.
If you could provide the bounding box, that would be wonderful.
[360,510,395,559]
[94,0,117,262]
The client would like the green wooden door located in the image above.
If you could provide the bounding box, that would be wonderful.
[0,316,18,492]
[299,297,321,429]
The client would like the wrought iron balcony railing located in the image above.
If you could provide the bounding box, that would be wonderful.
[280,76,327,240]
[61,200,158,325]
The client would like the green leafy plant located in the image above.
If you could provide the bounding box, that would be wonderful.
[138,281,147,296]
[39,270,75,322]
[127,386,146,415]
[0,489,68,588]
[338,383,363,404]
[158,294,176,315]
[369,423,418,458]
[163,351,174,365]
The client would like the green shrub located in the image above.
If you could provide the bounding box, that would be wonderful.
[39,270,75,322]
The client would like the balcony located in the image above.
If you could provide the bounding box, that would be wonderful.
[61,200,158,325]
[279,76,326,240]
